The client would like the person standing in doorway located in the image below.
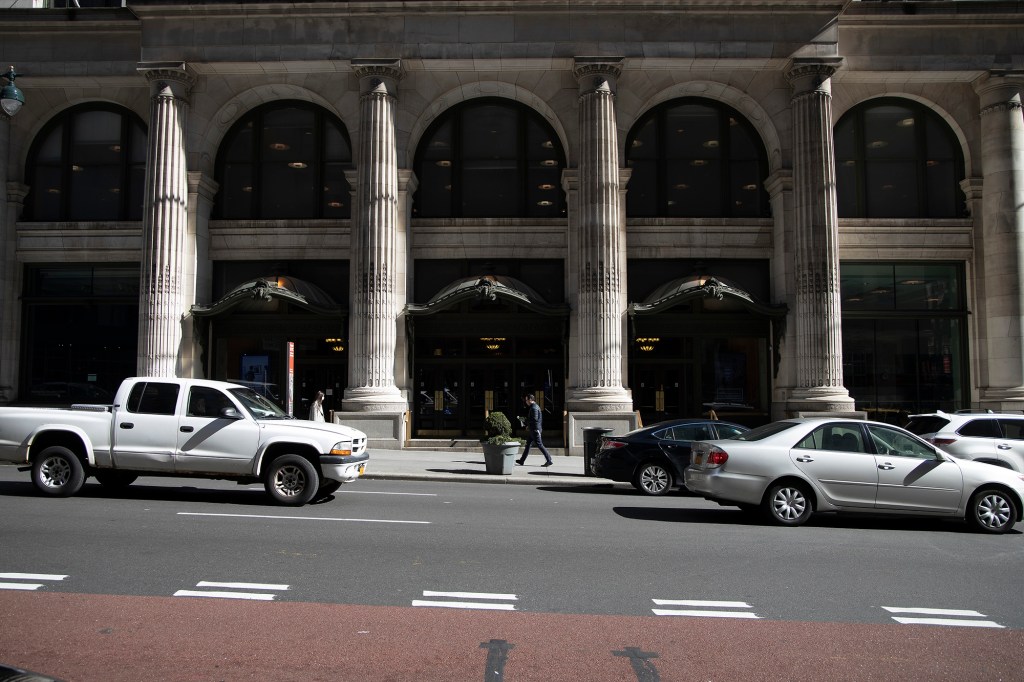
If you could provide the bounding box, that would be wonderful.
[309,391,326,422]
[517,393,553,467]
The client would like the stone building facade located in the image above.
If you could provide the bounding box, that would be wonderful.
[1,0,1021,452]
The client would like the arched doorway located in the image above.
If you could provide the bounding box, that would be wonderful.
[406,274,569,441]
[190,276,347,417]
[628,275,786,428]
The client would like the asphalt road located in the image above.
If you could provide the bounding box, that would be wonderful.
[1,469,1023,680]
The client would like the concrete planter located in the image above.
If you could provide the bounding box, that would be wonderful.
[482,442,520,475]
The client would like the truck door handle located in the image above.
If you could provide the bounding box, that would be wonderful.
[795,456,814,463]
[119,422,134,429]
[878,463,895,470]
[180,426,193,433]
[997,444,1012,450]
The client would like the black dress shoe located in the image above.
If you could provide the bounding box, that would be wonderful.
[542,462,552,467]
[515,461,525,466]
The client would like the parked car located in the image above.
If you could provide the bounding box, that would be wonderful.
[592,419,748,495]
[685,417,1024,533]
[904,410,1024,472]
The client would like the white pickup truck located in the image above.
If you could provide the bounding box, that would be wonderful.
[0,377,369,506]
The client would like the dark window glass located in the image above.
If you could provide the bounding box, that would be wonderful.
[842,262,967,419]
[127,382,180,415]
[25,105,147,222]
[904,416,951,436]
[214,101,352,220]
[999,419,1024,440]
[835,98,966,218]
[960,419,1001,439]
[625,99,770,218]
[187,387,235,418]
[413,98,566,218]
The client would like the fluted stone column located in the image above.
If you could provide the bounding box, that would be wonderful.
[975,73,1024,408]
[136,62,194,377]
[785,58,855,415]
[568,57,631,413]
[343,60,406,413]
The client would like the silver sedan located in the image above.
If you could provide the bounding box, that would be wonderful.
[685,418,1024,533]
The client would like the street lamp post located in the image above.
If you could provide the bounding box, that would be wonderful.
[1,66,25,117]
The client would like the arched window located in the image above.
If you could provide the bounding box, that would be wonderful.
[25,104,147,222]
[835,99,966,219]
[413,98,566,218]
[214,101,352,220]
[626,99,770,218]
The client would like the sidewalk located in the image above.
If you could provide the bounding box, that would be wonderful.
[362,448,617,487]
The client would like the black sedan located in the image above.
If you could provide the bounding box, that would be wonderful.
[592,419,748,495]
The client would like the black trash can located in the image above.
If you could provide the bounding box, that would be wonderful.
[582,426,614,477]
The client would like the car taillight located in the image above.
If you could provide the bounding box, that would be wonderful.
[705,447,729,468]
[930,437,957,446]
[602,439,627,449]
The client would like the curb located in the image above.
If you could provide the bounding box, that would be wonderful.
[362,471,615,487]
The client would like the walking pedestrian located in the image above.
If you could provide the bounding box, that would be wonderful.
[309,390,326,422]
[516,393,553,466]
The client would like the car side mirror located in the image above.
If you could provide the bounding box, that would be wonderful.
[219,407,244,420]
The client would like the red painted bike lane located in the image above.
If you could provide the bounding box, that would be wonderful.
[1,592,1020,681]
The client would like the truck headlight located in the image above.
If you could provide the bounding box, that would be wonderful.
[330,442,353,456]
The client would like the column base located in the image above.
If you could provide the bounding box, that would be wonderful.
[565,386,634,413]
[342,386,408,413]
[785,386,863,419]
[332,410,407,450]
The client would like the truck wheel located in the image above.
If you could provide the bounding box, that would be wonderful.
[32,446,85,497]
[93,470,138,490]
[264,455,318,506]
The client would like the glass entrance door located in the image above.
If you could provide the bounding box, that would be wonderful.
[414,365,464,437]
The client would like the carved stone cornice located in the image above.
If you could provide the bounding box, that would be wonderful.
[352,59,403,96]
[137,61,196,100]
[786,57,843,97]
[573,57,624,96]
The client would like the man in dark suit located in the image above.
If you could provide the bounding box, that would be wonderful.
[517,393,553,467]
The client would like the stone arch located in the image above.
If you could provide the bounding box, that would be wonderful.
[405,82,571,169]
[831,92,974,178]
[624,81,783,174]
[192,84,353,178]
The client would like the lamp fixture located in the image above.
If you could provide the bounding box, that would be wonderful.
[636,337,660,352]
[287,162,308,169]
[1,66,25,117]
[480,337,505,351]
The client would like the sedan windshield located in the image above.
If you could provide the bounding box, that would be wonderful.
[733,421,799,441]
[229,387,291,419]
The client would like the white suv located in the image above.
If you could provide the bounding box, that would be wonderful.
[905,411,1024,473]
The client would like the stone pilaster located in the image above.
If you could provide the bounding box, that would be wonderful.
[975,73,1024,408]
[0,115,15,402]
[785,58,856,415]
[343,59,407,413]
[183,171,219,378]
[567,57,632,414]
[136,62,195,377]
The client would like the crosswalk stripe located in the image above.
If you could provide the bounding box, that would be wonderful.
[652,609,760,619]
[0,582,45,591]
[0,573,68,581]
[173,590,277,601]
[412,600,516,611]
[882,606,1004,628]
[413,590,518,611]
[423,590,516,600]
[652,598,759,619]
[890,617,1004,628]
[197,581,289,591]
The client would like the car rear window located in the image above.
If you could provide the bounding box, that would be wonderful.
[1000,419,1024,440]
[904,416,950,436]
[734,421,799,441]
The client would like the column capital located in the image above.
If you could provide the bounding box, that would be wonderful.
[975,71,1024,114]
[352,59,403,96]
[137,61,196,100]
[573,57,624,95]
[786,57,843,97]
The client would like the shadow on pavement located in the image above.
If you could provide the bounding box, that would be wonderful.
[0,479,286,507]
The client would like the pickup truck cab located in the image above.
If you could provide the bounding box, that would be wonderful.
[0,377,369,506]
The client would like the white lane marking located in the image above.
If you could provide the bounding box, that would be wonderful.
[413,590,518,611]
[0,573,68,581]
[173,590,277,601]
[412,600,516,611]
[175,581,290,601]
[882,606,1004,628]
[0,582,45,591]
[652,598,760,619]
[197,581,289,591]
[177,512,430,524]
[423,591,516,600]
[0,573,68,591]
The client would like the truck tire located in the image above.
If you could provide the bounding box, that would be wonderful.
[32,446,85,497]
[264,454,318,506]
[93,470,138,490]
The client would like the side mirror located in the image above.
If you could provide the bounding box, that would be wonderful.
[220,407,244,420]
